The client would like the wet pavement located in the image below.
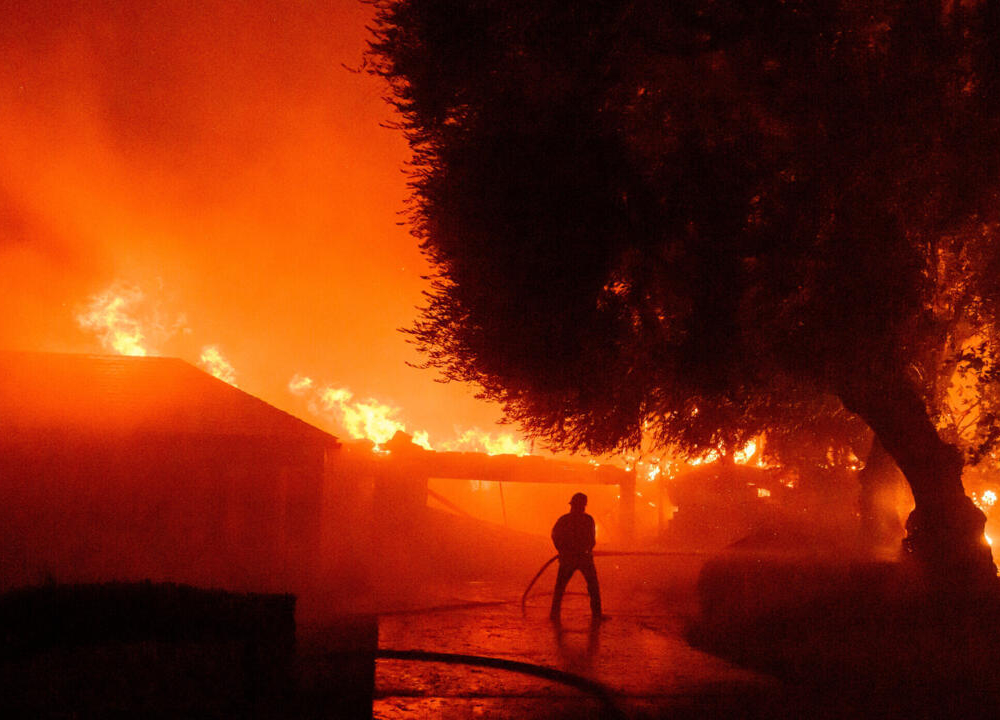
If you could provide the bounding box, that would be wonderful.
[371,560,790,719]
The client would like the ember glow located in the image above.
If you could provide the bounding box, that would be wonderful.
[982,489,997,508]
[678,438,764,467]
[687,450,720,466]
[733,440,758,464]
[973,489,998,512]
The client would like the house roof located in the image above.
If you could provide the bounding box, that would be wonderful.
[0,351,339,446]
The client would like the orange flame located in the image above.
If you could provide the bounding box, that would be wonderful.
[438,429,529,456]
[688,449,720,466]
[412,430,433,451]
[319,386,407,446]
[77,284,150,356]
[76,282,189,358]
[199,345,238,387]
[733,439,757,464]
[289,376,407,447]
[288,374,530,455]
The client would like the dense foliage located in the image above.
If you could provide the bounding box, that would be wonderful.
[370,0,1000,574]
[372,1,1000,451]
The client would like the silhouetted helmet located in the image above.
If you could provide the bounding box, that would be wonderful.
[569,492,588,507]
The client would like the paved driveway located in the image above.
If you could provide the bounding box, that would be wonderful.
[373,562,786,719]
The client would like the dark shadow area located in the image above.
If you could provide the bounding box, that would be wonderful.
[0,582,296,716]
[0,582,380,719]
[690,553,1000,718]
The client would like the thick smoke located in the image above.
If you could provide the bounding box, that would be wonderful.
[0,0,513,439]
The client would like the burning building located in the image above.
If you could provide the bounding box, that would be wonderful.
[0,350,341,595]
[0,351,640,603]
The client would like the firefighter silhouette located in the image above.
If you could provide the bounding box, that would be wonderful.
[549,492,603,622]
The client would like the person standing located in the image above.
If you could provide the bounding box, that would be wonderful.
[549,492,603,623]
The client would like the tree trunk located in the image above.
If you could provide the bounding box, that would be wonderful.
[839,376,996,586]
[857,435,906,556]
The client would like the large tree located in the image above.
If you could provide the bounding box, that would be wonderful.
[370,0,1000,582]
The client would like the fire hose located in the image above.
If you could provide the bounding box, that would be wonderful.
[373,551,706,717]
[521,550,707,614]
[375,648,627,719]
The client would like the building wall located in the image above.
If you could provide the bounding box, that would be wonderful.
[0,431,327,594]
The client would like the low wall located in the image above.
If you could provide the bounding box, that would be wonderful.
[0,582,296,716]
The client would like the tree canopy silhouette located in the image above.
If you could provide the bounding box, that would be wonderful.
[371,0,1000,581]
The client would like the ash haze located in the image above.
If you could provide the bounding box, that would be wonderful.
[0,0,516,448]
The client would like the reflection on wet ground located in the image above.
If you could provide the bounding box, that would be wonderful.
[373,571,783,719]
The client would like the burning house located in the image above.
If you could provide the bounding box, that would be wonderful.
[0,351,640,602]
[0,351,341,595]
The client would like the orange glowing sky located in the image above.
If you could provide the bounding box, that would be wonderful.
[0,0,513,446]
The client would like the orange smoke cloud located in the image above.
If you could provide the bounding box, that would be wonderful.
[3,1,540,456]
